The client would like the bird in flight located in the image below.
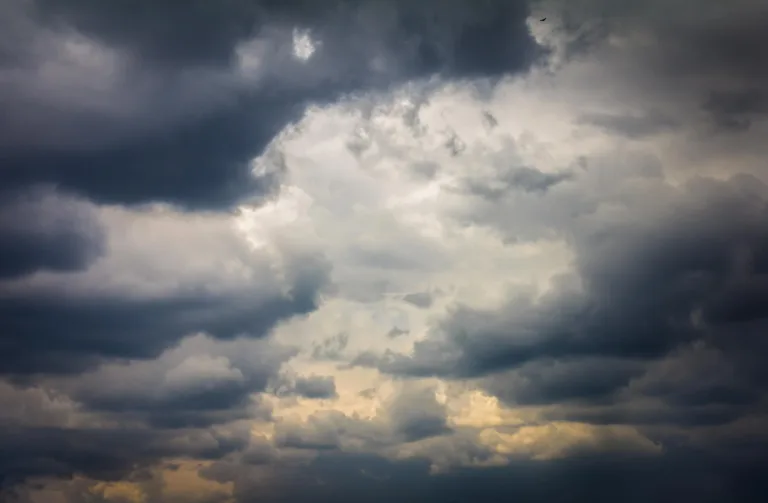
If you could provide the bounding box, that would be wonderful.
[540,17,547,21]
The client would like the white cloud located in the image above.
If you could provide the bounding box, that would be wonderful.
[292,28,318,61]
[213,12,768,470]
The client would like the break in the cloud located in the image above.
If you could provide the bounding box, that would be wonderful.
[2,1,768,502]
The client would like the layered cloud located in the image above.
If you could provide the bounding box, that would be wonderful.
[2,1,767,502]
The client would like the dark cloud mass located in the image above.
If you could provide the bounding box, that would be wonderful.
[366,174,768,427]
[207,452,768,503]
[2,0,768,502]
[0,0,539,209]
[0,187,105,280]
[0,425,251,490]
[0,280,319,376]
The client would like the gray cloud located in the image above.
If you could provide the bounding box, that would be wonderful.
[387,387,451,442]
[0,0,540,210]
[577,111,679,138]
[362,173,768,430]
[388,384,452,443]
[3,1,768,501]
[0,199,332,377]
[197,450,768,503]
[274,410,388,452]
[461,165,574,200]
[293,376,338,400]
[311,333,350,361]
[0,425,248,491]
[272,374,338,400]
[483,357,648,406]
[554,0,768,135]
[0,187,105,280]
[402,291,434,309]
[0,281,321,376]
[704,89,768,132]
[272,384,451,455]
[57,335,286,429]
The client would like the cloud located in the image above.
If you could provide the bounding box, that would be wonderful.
[0,425,248,491]
[272,374,338,400]
[0,203,329,376]
[54,334,287,428]
[196,450,768,503]
[577,111,679,139]
[363,173,768,374]
[361,172,768,437]
[4,1,768,501]
[292,376,338,400]
[402,291,434,309]
[482,357,647,406]
[388,383,452,442]
[0,0,540,210]
[0,186,105,280]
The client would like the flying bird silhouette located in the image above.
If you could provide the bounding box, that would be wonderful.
[540,17,547,21]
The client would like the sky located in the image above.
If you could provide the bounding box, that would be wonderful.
[1,0,768,502]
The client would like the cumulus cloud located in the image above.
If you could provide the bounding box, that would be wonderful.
[3,1,768,502]
[0,203,328,376]
[0,0,539,209]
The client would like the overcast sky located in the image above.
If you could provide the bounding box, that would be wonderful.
[1,1,768,502]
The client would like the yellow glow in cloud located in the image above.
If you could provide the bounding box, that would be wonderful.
[479,422,662,461]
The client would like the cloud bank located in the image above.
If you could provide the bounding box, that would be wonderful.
[1,1,767,502]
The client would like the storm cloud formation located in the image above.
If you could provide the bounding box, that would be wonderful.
[1,0,768,502]
[0,0,539,209]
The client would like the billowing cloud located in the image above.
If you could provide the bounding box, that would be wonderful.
[0,0,539,209]
[2,1,768,502]
[0,187,105,280]
[0,203,328,376]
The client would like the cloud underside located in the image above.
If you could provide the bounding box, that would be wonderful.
[2,1,768,502]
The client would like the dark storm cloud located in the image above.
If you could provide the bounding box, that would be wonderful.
[0,283,320,376]
[483,357,648,406]
[665,6,768,133]
[0,426,248,490]
[34,0,266,67]
[0,187,104,280]
[37,0,540,76]
[704,89,768,132]
[1,102,291,210]
[555,0,768,134]
[558,342,766,428]
[361,173,768,428]
[0,2,542,438]
[60,337,286,429]
[202,450,768,503]
[6,2,768,501]
[0,0,540,210]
